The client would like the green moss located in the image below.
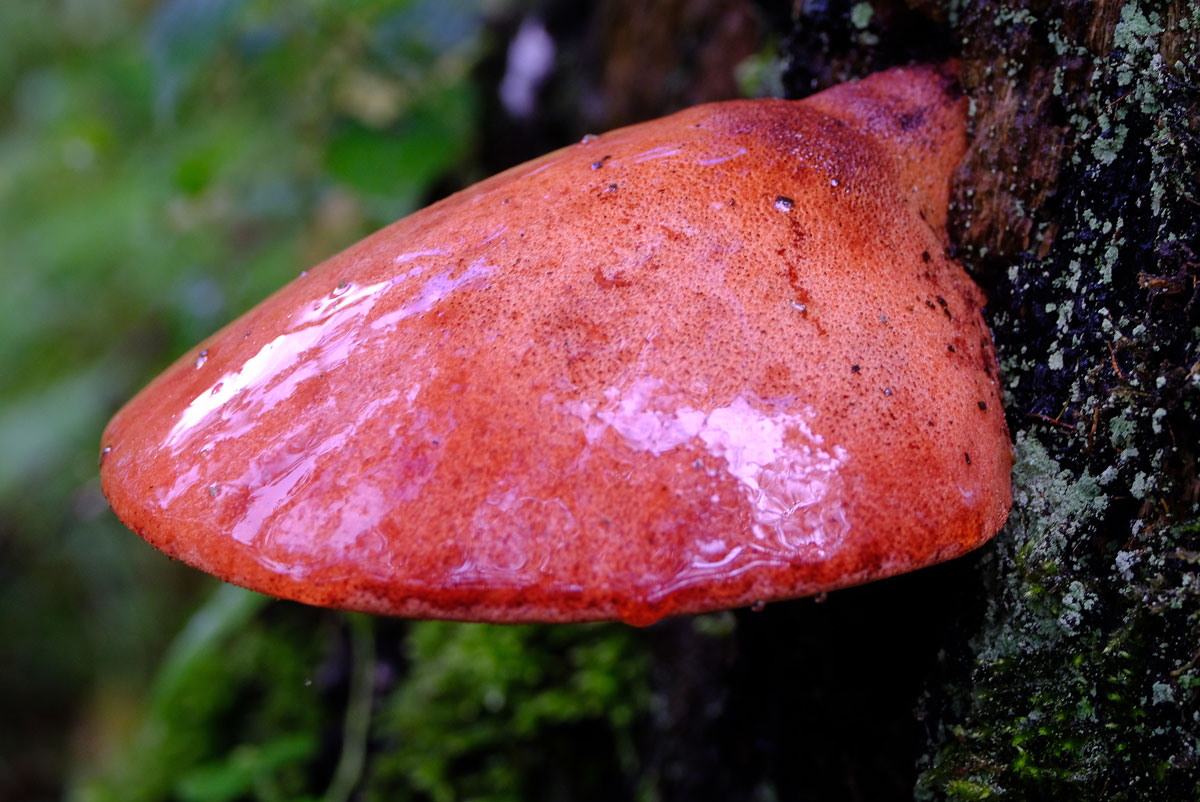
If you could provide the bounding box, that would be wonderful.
[364,621,650,801]
[920,439,1200,800]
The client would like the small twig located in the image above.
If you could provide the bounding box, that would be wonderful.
[1106,340,1126,381]
[1025,411,1076,431]
[1168,648,1200,678]
[325,613,376,802]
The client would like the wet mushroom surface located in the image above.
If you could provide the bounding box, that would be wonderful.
[101,63,1011,626]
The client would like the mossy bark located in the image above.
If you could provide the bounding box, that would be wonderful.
[785,0,1200,798]
[919,0,1200,797]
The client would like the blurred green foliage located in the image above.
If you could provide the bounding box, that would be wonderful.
[71,584,652,802]
[77,587,325,802]
[0,1,507,797]
[2,3,780,799]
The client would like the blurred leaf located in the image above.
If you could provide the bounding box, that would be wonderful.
[373,0,484,69]
[147,0,248,121]
[326,122,441,197]
[326,81,477,217]
[151,584,271,708]
[4,1,491,798]
[0,360,130,499]
[176,734,318,802]
[75,594,334,802]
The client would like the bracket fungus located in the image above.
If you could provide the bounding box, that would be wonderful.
[101,63,1011,626]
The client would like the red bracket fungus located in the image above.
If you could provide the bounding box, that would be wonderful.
[101,63,1011,626]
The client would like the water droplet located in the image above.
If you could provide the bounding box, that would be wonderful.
[194,350,209,369]
[830,178,839,187]
[332,281,351,296]
[751,600,767,613]
[883,387,893,396]
[580,133,599,144]
[774,195,794,212]
[814,592,828,603]
[99,445,112,466]
[208,484,221,498]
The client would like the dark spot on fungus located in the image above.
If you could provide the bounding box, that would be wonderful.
[936,295,952,320]
[898,108,926,131]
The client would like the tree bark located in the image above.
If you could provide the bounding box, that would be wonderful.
[777,0,1200,798]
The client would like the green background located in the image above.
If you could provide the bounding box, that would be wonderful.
[1,2,538,798]
[0,3,779,799]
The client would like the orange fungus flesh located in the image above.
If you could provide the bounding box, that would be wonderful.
[101,64,1012,625]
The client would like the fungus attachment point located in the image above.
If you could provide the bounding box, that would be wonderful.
[101,63,1011,625]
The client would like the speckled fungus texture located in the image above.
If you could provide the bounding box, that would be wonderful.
[101,63,1011,626]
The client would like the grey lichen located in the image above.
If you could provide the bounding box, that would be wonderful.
[919,439,1200,799]
[921,0,1200,798]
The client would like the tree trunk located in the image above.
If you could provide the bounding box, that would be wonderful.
[768,0,1200,798]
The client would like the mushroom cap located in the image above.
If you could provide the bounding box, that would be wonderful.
[101,63,1011,626]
